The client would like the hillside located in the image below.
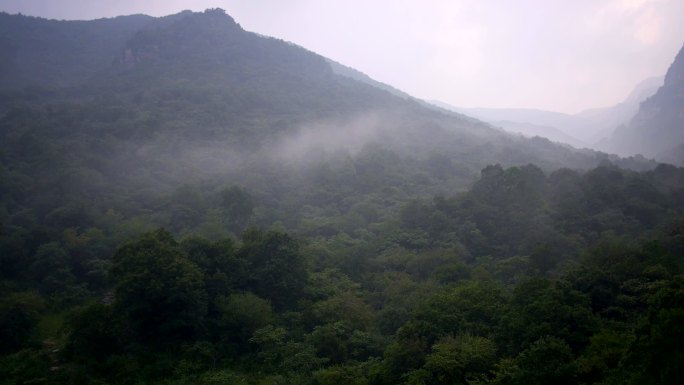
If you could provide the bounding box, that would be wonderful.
[0,9,653,237]
[603,44,684,165]
[578,76,663,143]
[1,9,682,385]
[0,11,154,88]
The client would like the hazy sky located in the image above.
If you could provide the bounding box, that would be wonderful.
[1,0,683,113]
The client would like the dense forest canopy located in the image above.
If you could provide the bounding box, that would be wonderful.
[1,9,683,385]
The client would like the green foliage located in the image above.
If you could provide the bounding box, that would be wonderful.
[239,229,309,310]
[1,160,683,384]
[415,281,508,339]
[619,275,684,385]
[313,363,370,385]
[407,334,497,385]
[312,291,374,331]
[250,325,326,374]
[502,278,596,353]
[310,321,382,364]
[0,292,44,354]
[0,348,53,385]
[0,9,683,385]
[216,292,274,350]
[491,336,576,385]
[575,329,632,383]
[180,235,243,310]
[64,303,127,363]
[110,229,208,342]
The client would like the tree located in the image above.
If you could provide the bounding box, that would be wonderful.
[502,278,596,354]
[216,292,273,351]
[415,280,508,338]
[181,236,245,315]
[619,276,684,385]
[238,229,309,310]
[64,303,127,364]
[492,336,576,385]
[110,229,207,342]
[0,292,44,354]
[407,334,497,385]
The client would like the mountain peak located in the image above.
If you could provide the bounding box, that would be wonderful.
[116,9,247,70]
[663,43,684,87]
[202,7,229,18]
[192,8,240,28]
[602,42,684,163]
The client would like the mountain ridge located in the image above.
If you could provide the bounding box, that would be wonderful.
[0,8,655,186]
[602,43,684,164]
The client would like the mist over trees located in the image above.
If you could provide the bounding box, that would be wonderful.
[0,8,683,385]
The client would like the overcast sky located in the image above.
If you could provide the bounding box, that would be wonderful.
[1,0,683,113]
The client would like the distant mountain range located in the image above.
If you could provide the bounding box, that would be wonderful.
[431,76,663,149]
[601,44,684,165]
[577,76,664,143]
[428,103,589,148]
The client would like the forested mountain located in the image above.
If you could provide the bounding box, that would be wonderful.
[0,12,154,88]
[0,9,654,233]
[1,9,682,385]
[603,44,684,164]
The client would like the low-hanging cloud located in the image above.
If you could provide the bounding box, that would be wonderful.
[269,112,387,162]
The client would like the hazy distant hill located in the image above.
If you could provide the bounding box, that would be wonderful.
[480,120,587,149]
[434,76,663,148]
[602,44,684,165]
[578,76,663,143]
[432,103,587,147]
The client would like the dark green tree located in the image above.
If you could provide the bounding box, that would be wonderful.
[407,334,497,385]
[502,278,596,354]
[492,336,576,385]
[0,292,44,354]
[110,229,207,342]
[238,229,309,310]
[620,276,684,385]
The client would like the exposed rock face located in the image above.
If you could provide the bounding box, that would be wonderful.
[604,44,684,164]
[664,45,684,86]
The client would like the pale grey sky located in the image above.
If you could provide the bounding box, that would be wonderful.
[1,0,683,113]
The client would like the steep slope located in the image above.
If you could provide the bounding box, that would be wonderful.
[578,76,663,143]
[326,58,415,100]
[0,12,154,88]
[0,9,654,237]
[603,44,684,164]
